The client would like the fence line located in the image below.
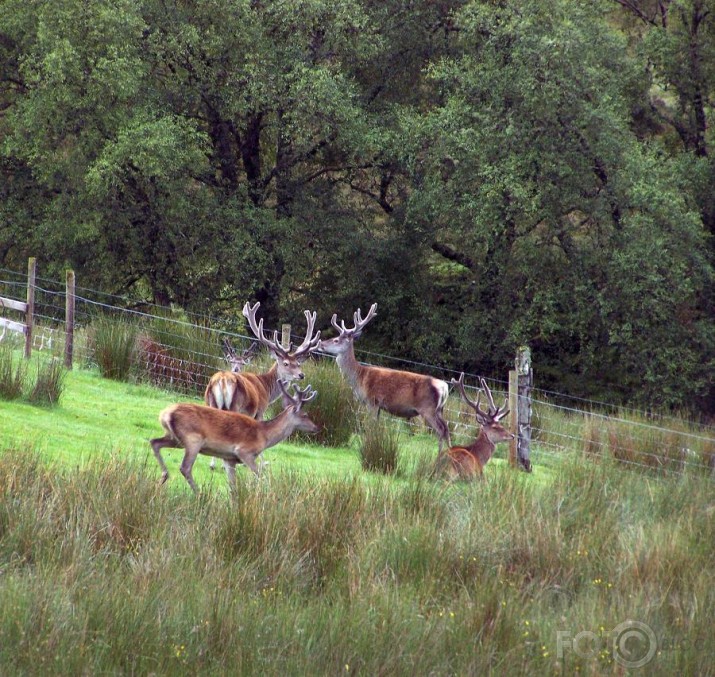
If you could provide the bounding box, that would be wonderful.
[1,263,713,480]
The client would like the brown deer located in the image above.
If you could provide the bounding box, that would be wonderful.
[150,381,319,493]
[439,373,514,480]
[204,301,321,418]
[221,337,259,373]
[205,338,257,470]
[318,303,451,453]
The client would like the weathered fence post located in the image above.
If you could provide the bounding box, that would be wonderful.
[508,345,533,472]
[24,257,36,359]
[281,323,291,351]
[65,269,75,369]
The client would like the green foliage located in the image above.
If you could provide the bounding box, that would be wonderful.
[295,359,358,446]
[1,0,713,414]
[87,317,138,381]
[0,343,27,400]
[27,357,66,406]
[358,410,401,474]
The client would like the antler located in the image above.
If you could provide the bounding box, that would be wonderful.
[479,377,510,422]
[451,373,510,424]
[451,372,482,412]
[243,302,289,358]
[277,380,318,409]
[330,302,378,338]
[291,310,321,361]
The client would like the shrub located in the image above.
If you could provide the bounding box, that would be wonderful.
[358,410,400,474]
[88,317,138,381]
[0,344,26,400]
[27,357,66,406]
[295,358,358,446]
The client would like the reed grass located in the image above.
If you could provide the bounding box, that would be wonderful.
[0,445,711,675]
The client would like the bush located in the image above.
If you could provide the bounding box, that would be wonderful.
[27,358,66,406]
[138,314,224,396]
[0,344,27,400]
[295,358,358,446]
[88,317,138,381]
[358,410,400,474]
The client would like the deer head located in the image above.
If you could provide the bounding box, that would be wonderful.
[242,301,321,381]
[222,338,259,373]
[277,379,320,433]
[451,373,513,445]
[318,302,378,356]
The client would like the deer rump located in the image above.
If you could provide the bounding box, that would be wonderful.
[358,367,449,418]
[204,372,267,417]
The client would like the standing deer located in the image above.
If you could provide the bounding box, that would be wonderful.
[204,302,320,418]
[150,381,319,493]
[318,303,452,453]
[221,338,259,373]
[205,338,257,470]
[439,373,514,480]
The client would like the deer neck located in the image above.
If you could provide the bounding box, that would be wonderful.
[259,407,296,449]
[259,364,282,403]
[335,343,365,393]
[467,429,496,468]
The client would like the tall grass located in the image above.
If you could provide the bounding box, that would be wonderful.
[87,316,139,381]
[0,445,711,675]
[0,345,65,405]
[27,357,66,406]
[0,343,26,400]
[296,358,358,446]
[358,410,401,474]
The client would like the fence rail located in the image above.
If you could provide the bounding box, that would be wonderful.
[1,261,713,480]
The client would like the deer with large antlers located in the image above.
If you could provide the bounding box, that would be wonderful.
[318,303,452,453]
[151,381,319,493]
[439,374,514,480]
[204,302,320,418]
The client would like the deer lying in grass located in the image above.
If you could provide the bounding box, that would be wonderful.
[439,373,514,480]
[318,303,451,453]
[150,381,319,493]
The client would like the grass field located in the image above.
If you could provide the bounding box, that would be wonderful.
[0,365,713,675]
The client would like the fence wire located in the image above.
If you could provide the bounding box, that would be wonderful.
[1,268,713,481]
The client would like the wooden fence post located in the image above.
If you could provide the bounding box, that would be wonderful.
[508,345,533,472]
[24,257,36,359]
[281,323,291,351]
[65,269,75,369]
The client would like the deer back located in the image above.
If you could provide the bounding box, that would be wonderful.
[357,364,449,418]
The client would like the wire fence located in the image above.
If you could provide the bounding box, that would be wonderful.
[1,266,713,481]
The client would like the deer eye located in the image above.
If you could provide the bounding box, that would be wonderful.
[283,360,289,366]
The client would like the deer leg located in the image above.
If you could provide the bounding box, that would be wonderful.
[235,447,261,477]
[150,436,176,484]
[179,443,202,494]
[223,460,238,494]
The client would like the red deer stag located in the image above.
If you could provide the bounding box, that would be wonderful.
[221,338,259,373]
[440,373,513,480]
[205,338,257,470]
[150,381,319,493]
[204,302,320,418]
[318,303,451,453]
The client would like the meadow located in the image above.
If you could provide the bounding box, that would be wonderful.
[0,353,713,675]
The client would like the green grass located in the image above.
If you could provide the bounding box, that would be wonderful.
[0,364,712,676]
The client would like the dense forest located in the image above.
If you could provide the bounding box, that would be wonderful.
[1,0,713,414]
